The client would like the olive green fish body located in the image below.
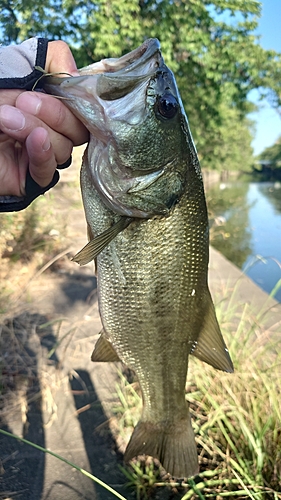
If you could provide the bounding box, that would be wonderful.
[81,147,210,477]
[45,39,233,478]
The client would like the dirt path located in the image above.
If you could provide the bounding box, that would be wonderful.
[0,150,135,500]
[1,149,280,500]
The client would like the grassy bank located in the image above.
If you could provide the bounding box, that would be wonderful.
[0,189,74,317]
[113,295,281,499]
[1,153,280,498]
[0,147,83,314]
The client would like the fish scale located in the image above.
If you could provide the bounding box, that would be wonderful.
[45,38,233,478]
[81,160,207,476]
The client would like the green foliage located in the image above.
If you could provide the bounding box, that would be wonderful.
[1,0,281,170]
[194,101,255,170]
[259,135,281,164]
[252,136,281,179]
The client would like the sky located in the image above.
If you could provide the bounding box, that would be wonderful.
[248,0,281,155]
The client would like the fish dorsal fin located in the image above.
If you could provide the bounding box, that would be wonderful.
[91,330,120,362]
[72,216,133,266]
[191,290,234,373]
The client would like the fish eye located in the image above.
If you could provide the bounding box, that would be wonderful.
[156,93,179,120]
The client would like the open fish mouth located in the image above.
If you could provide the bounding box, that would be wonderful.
[46,38,163,101]
[45,40,234,480]
[78,38,163,82]
[45,39,180,218]
[90,40,162,101]
[45,38,183,219]
[45,38,165,125]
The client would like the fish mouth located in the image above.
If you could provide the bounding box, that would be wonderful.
[45,39,177,219]
[45,38,164,125]
[78,39,163,101]
[79,38,162,77]
[78,39,168,218]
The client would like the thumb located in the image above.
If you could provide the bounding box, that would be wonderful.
[45,40,79,76]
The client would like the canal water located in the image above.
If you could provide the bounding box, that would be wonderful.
[207,181,281,302]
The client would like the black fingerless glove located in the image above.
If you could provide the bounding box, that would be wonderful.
[0,38,72,212]
[0,157,71,212]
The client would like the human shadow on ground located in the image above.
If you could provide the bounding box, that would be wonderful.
[69,369,129,500]
[43,271,98,315]
[0,272,125,500]
[59,273,97,307]
[0,312,58,500]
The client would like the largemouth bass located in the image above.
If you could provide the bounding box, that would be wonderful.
[45,39,233,478]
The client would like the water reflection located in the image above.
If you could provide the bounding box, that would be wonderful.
[207,181,281,302]
[207,183,252,268]
[257,182,281,214]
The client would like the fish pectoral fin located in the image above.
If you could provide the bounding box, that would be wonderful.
[91,330,120,362]
[72,216,133,266]
[191,290,234,373]
[124,406,199,479]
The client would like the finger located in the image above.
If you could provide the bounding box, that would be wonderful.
[0,89,23,107]
[46,40,79,76]
[26,127,58,188]
[0,105,25,132]
[16,92,89,146]
[0,104,73,165]
[0,134,28,196]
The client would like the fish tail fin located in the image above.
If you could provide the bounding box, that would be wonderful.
[124,407,198,478]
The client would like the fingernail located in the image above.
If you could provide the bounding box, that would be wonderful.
[17,93,42,115]
[0,105,25,131]
[42,131,51,152]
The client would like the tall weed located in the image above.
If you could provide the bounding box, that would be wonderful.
[114,297,281,498]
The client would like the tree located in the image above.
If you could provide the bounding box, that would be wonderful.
[259,136,281,164]
[1,0,280,171]
[256,136,281,179]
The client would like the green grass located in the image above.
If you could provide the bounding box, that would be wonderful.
[1,175,280,498]
[0,428,127,500]
[0,193,68,313]
[1,287,280,499]
[112,295,281,499]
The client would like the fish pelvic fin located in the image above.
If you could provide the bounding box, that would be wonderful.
[91,329,120,362]
[124,406,199,479]
[191,289,234,373]
[72,216,133,266]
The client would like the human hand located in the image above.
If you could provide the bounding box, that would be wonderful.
[0,41,89,197]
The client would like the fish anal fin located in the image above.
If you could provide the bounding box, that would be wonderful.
[191,290,234,373]
[91,330,120,362]
[124,406,198,479]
